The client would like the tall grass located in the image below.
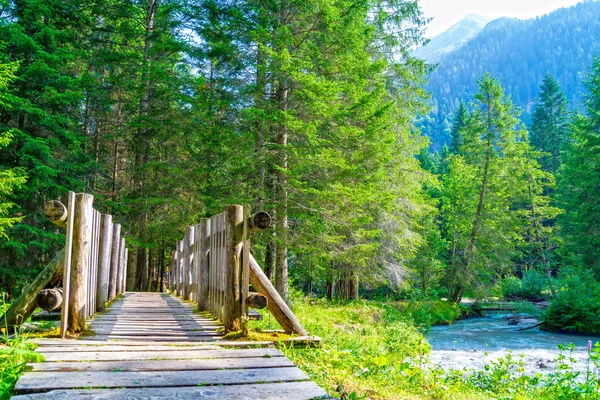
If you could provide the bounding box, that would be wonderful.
[250,297,600,399]
[0,293,44,399]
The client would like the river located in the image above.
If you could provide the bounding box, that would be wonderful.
[426,314,600,376]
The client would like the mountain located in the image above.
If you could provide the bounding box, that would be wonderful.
[413,14,494,63]
[418,1,600,148]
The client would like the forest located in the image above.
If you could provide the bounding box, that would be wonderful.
[1,0,600,398]
[420,0,600,147]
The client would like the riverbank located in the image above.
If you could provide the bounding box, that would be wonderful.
[250,299,600,399]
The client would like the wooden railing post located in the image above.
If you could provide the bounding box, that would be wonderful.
[122,247,128,294]
[96,214,113,312]
[67,193,94,334]
[170,250,176,292]
[117,237,125,295]
[197,218,209,311]
[183,226,194,301]
[108,224,121,300]
[176,240,183,297]
[223,205,243,332]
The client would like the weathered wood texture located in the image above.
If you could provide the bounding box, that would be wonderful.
[249,253,307,335]
[12,381,330,400]
[36,288,63,312]
[108,223,121,300]
[67,193,94,333]
[60,191,76,338]
[247,291,268,309]
[0,249,64,327]
[95,214,113,312]
[13,292,330,399]
[44,200,68,228]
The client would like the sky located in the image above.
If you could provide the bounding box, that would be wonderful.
[419,0,585,37]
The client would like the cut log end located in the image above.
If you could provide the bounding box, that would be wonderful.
[45,200,68,228]
[249,212,272,232]
[36,288,63,312]
[247,292,268,309]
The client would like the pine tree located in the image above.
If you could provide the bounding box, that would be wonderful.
[442,74,550,303]
[559,58,600,275]
[0,62,27,238]
[530,74,570,174]
[449,102,468,154]
[0,0,91,296]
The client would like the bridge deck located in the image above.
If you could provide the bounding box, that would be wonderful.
[12,292,330,399]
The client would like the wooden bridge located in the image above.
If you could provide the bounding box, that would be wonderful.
[3,192,329,399]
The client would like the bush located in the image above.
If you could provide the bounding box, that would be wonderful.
[543,267,600,334]
[501,270,549,301]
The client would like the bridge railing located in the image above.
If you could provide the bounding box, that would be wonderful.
[169,206,251,333]
[47,192,129,336]
[169,205,308,335]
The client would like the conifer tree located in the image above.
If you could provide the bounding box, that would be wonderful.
[530,74,570,174]
[442,74,550,302]
[449,102,468,154]
[559,58,600,275]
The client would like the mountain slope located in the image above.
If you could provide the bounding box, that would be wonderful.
[413,14,493,64]
[420,1,600,148]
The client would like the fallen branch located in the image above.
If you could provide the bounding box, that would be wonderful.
[516,321,545,331]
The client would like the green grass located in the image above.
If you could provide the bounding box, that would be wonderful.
[0,296,45,399]
[256,298,600,400]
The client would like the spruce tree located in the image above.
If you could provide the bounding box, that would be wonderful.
[442,74,550,303]
[530,74,570,174]
[559,58,600,275]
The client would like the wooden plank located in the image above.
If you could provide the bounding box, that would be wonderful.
[30,356,296,372]
[31,345,225,352]
[69,335,224,342]
[12,381,330,399]
[31,339,274,348]
[14,367,310,392]
[39,348,284,361]
[85,328,221,335]
[88,321,222,327]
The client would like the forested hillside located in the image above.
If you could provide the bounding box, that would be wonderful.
[413,14,492,63]
[420,0,600,147]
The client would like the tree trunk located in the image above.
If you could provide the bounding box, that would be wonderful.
[275,78,289,304]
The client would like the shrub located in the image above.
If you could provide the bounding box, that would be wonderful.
[543,267,600,334]
[501,270,549,301]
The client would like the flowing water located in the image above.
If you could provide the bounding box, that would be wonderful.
[426,314,600,375]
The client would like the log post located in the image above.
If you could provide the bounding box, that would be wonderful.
[96,214,113,312]
[224,205,243,332]
[249,253,307,335]
[117,237,126,295]
[126,249,137,292]
[60,191,76,338]
[0,249,65,327]
[192,224,200,301]
[170,250,176,292]
[67,193,94,333]
[108,224,121,300]
[183,226,194,300]
[241,205,250,335]
[176,240,183,297]
[121,247,129,293]
[197,218,209,311]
